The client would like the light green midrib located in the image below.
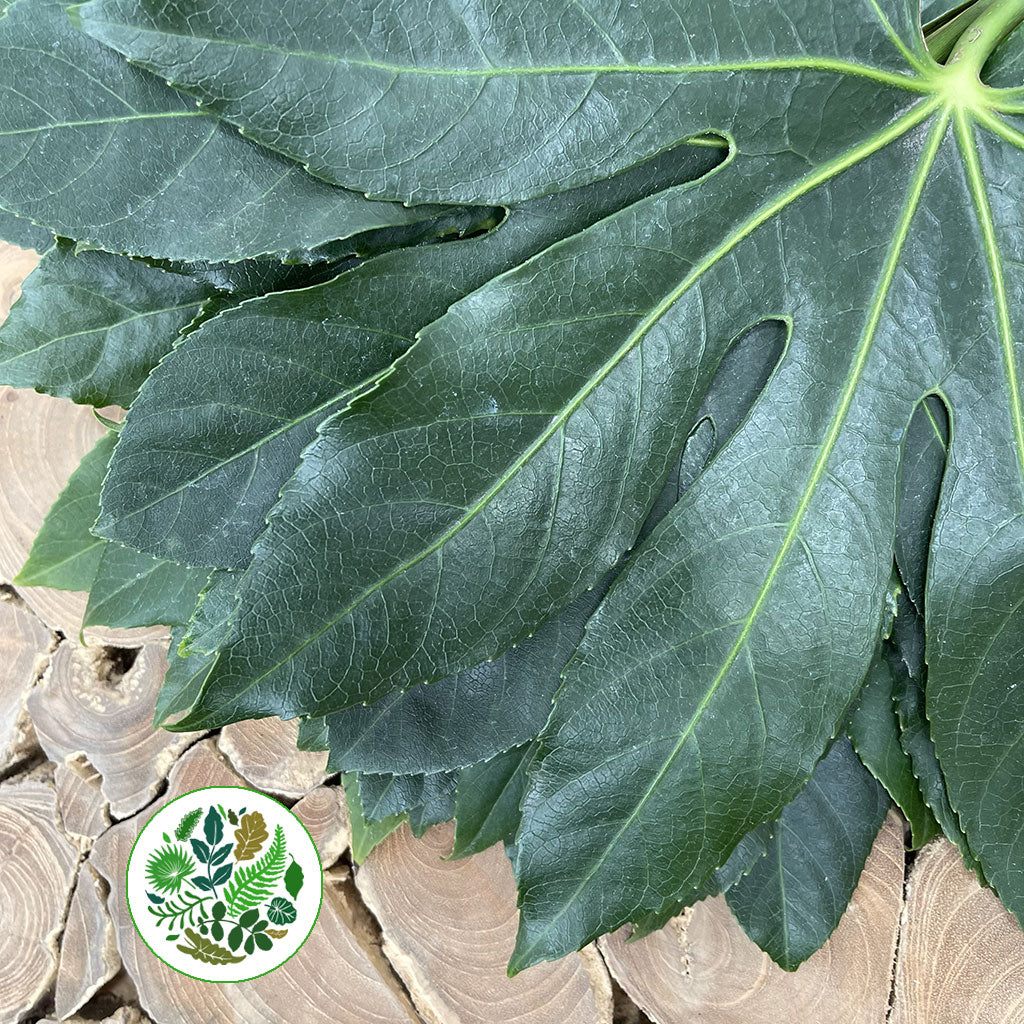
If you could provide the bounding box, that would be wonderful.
[512,103,951,968]
[0,300,202,364]
[195,99,937,724]
[0,110,204,136]
[192,98,937,714]
[955,108,1024,488]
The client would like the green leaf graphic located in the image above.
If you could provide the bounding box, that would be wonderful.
[176,927,245,965]
[283,859,304,901]
[223,825,286,916]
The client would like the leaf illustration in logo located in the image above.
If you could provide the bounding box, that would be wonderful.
[204,805,224,846]
[265,928,288,939]
[145,844,196,895]
[173,808,201,841]
[223,825,286,915]
[283,858,304,900]
[176,927,245,965]
[266,897,296,926]
[227,809,238,825]
[233,811,268,861]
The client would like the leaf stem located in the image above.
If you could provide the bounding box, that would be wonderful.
[948,0,1024,73]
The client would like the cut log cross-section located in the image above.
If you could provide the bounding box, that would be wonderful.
[28,643,205,819]
[0,588,52,773]
[891,838,1024,1023]
[356,821,614,1024]
[0,776,79,1024]
[90,739,421,1024]
[599,812,905,1024]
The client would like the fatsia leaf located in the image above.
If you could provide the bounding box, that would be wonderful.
[451,742,537,859]
[848,647,939,849]
[153,626,216,727]
[76,0,927,204]
[357,770,457,827]
[0,0,438,261]
[97,141,721,571]
[0,207,53,252]
[15,430,112,591]
[76,0,1024,964]
[0,241,213,408]
[342,774,407,865]
[407,773,459,838]
[724,738,890,970]
[82,540,208,630]
[16,432,209,630]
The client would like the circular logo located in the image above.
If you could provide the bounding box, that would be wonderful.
[126,786,322,982]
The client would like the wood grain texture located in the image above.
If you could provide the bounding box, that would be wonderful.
[54,760,111,849]
[28,643,205,818]
[356,822,613,1024]
[292,783,350,867]
[0,384,166,645]
[891,838,1024,1024]
[90,739,421,1024]
[599,812,905,1024]
[218,716,328,799]
[0,589,52,772]
[0,776,79,1024]
[56,861,120,1018]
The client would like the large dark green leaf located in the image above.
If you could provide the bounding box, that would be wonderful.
[77,0,928,203]
[16,432,208,629]
[848,648,939,848]
[97,142,721,571]
[0,207,52,252]
[72,0,1024,968]
[724,738,889,971]
[0,242,212,407]
[342,774,406,864]
[0,0,437,260]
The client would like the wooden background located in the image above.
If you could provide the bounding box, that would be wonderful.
[1,240,1023,1024]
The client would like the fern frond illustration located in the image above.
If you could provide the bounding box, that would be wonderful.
[145,844,196,895]
[223,824,286,916]
[147,889,210,930]
[174,807,202,841]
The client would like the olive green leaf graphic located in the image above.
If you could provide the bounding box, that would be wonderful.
[223,825,286,915]
[266,897,296,925]
[176,927,246,965]
[284,857,304,900]
[265,928,288,939]
[145,844,196,895]
[233,810,268,861]
[173,807,202,841]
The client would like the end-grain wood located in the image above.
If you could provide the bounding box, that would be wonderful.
[90,740,421,1024]
[356,822,613,1024]
[599,811,905,1024]
[0,776,79,1023]
[0,590,52,773]
[890,838,1024,1024]
[292,783,350,867]
[28,643,205,819]
[218,716,328,799]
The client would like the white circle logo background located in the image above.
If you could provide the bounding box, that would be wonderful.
[126,786,322,982]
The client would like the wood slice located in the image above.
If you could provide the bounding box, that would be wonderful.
[41,1008,153,1024]
[90,739,421,1024]
[28,643,206,819]
[0,776,79,1023]
[0,385,166,646]
[55,760,111,849]
[0,240,39,320]
[355,822,614,1024]
[218,716,328,799]
[292,784,350,867]
[0,588,53,772]
[890,837,1024,1023]
[56,861,120,1018]
[599,812,905,1024]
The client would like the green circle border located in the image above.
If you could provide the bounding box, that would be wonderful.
[125,784,325,984]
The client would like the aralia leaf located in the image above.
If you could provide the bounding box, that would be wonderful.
[76,0,927,204]
[97,141,722,571]
[0,241,213,408]
[16,432,208,629]
[0,207,53,252]
[724,738,890,971]
[847,650,939,849]
[342,774,407,865]
[0,0,440,261]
